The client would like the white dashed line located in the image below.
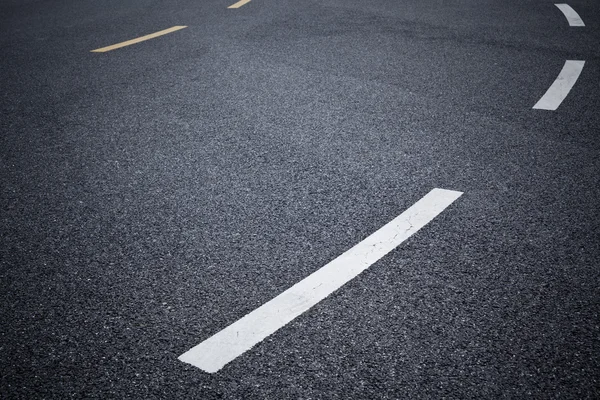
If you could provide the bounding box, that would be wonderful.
[179,188,463,373]
[533,60,585,110]
[555,4,585,27]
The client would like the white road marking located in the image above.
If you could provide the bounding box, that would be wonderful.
[555,4,585,27]
[179,188,463,373]
[533,60,585,111]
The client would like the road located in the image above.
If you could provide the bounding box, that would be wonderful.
[1,0,599,398]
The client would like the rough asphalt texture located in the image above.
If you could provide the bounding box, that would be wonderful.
[1,0,599,398]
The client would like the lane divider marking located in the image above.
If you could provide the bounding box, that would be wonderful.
[91,26,187,53]
[554,4,585,27]
[178,188,463,373]
[228,0,252,8]
[533,60,585,111]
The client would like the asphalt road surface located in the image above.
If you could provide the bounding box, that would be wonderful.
[1,0,599,398]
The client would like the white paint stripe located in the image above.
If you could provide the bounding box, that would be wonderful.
[179,188,463,373]
[555,4,585,27]
[533,60,585,110]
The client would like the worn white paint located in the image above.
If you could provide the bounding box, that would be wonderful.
[179,188,463,373]
[555,4,585,27]
[533,60,585,110]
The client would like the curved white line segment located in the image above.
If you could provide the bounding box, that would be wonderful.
[555,4,585,27]
[533,60,585,110]
[179,188,463,373]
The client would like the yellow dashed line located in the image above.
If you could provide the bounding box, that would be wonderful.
[228,0,251,9]
[91,26,187,53]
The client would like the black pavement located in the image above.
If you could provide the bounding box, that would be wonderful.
[1,0,599,398]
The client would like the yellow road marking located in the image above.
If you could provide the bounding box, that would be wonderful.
[228,0,251,8]
[91,26,187,53]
